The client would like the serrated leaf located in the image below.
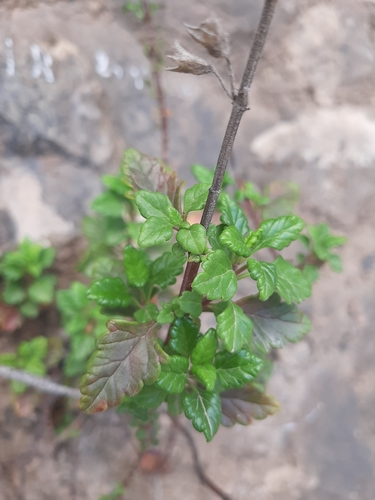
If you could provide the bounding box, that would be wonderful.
[178,291,203,318]
[134,191,172,220]
[156,302,176,324]
[91,191,125,217]
[184,183,210,213]
[207,224,228,252]
[216,301,253,352]
[219,193,249,237]
[247,259,277,301]
[170,316,200,357]
[28,274,56,304]
[80,320,169,413]
[122,149,183,209]
[191,364,217,391]
[150,251,186,289]
[2,281,26,305]
[191,328,218,365]
[156,355,188,393]
[219,225,251,257]
[273,256,311,304]
[138,217,173,247]
[87,278,131,308]
[214,350,262,389]
[134,303,159,323]
[123,245,150,288]
[167,393,185,416]
[183,389,221,442]
[303,264,319,284]
[251,216,304,253]
[192,250,237,301]
[237,294,311,353]
[176,224,207,254]
[220,384,279,427]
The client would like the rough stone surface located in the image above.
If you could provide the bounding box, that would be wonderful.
[1,0,375,499]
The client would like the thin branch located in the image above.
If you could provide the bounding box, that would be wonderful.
[179,0,278,295]
[171,418,233,500]
[225,56,236,99]
[0,366,80,399]
[211,67,232,100]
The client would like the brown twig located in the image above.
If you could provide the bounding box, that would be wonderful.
[178,0,278,295]
[171,417,233,500]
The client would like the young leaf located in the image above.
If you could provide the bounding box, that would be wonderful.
[216,301,253,352]
[156,302,176,324]
[156,355,188,393]
[219,225,251,257]
[178,291,203,318]
[150,251,186,289]
[220,384,279,427]
[170,316,200,357]
[134,304,159,323]
[138,217,173,247]
[250,215,305,253]
[191,365,217,391]
[274,256,311,304]
[134,191,172,220]
[123,245,150,288]
[236,182,269,206]
[303,264,319,285]
[2,281,26,305]
[192,250,237,301]
[191,328,218,365]
[308,223,346,271]
[237,294,311,353]
[91,191,125,218]
[87,278,131,308]
[176,224,207,255]
[207,224,228,252]
[184,183,210,213]
[183,389,221,442]
[214,350,262,389]
[166,205,183,227]
[247,259,276,301]
[219,193,250,237]
[27,274,56,304]
[80,320,169,413]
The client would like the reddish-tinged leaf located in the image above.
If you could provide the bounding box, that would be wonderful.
[122,149,183,210]
[80,320,169,414]
[0,302,22,332]
[220,385,279,427]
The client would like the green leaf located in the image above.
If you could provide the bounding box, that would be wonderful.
[123,245,150,288]
[166,393,185,416]
[177,291,203,318]
[219,193,249,237]
[216,301,253,352]
[214,350,262,389]
[251,216,305,253]
[192,250,237,301]
[122,149,183,210]
[56,282,89,314]
[18,336,48,361]
[326,253,343,272]
[303,264,319,284]
[191,328,218,365]
[236,182,269,206]
[28,274,56,304]
[207,224,228,253]
[184,183,210,213]
[134,190,172,220]
[39,247,56,270]
[191,164,233,188]
[273,256,311,304]
[150,251,186,289]
[87,278,131,308]
[80,320,169,413]
[176,224,207,255]
[2,281,26,305]
[156,355,188,393]
[129,385,167,408]
[166,205,183,226]
[247,259,277,301]
[220,384,279,427]
[261,181,299,220]
[138,217,173,247]
[0,353,17,367]
[117,399,149,421]
[91,191,125,217]
[102,174,130,196]
[170,316,200,357]
[183,389,221,442]
[191,365,217,391]
[20,301,39,318]
[134,304,159,323]
[218,225,251,258]
[156,302,176,324]
[237,294,311,352]
[308,224,346,272]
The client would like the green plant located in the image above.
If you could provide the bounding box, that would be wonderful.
[0,238,56,320]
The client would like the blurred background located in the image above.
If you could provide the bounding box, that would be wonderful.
[0,0,375,498]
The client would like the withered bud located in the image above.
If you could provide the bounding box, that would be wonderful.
[165,41,213,75]
[184,17,229,59]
